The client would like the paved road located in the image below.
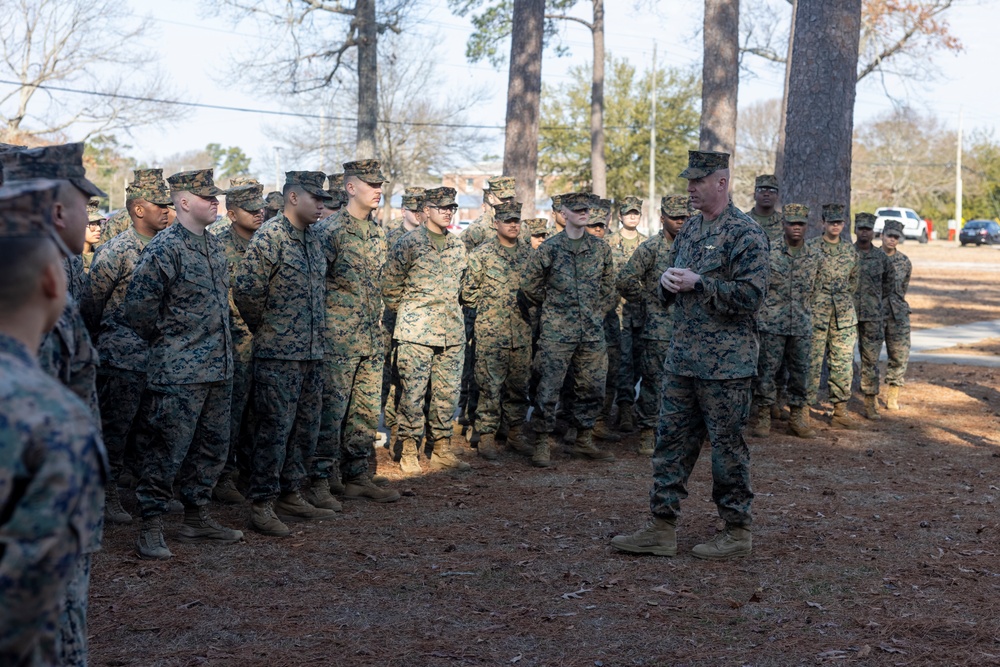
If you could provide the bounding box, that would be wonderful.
[885,318,1000,368]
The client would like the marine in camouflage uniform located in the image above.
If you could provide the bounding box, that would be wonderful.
[83,169,172,524]
[0,143,110,666]
[263,190,283,222]
[206,176,260,236]
[751,204,821,439]
[82,200,103,272]
[312,160,400,503]
[234,171,335,535]
[125,169,243,560]
[96,208,132,248]
[0,181,106,667]
[460,200,534,460]
[381,186,470,472]
[612,151,768,561]
[880,220,911,409]
[853,211,895,420]
[606,195,648,433]
[209,182,266,502]
[745,174,782,245]
[322,172,348,218]
[617,194,688,455]
[520,191,617,466]
[806,203,861,429]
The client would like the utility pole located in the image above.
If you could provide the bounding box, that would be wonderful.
[955,108,963,230]
[647,42,658,235]
[273,146,282,192]
[319,111,327,173]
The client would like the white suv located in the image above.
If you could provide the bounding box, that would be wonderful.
[873,207,928,243]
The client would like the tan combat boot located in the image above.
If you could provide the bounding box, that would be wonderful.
[618,404,637,433]
[212,472,246,504]
[831,402,861,429]
[691,525,752,560]
[477,432,499,460]
[136,515,172,560]
[177,505,244,545]
[250,499,290,537]
[303,478,343,511]
[105,482,133,524]
[506,424,533,455]
[399,437,422,474]
[343,476,401,503]
[863,394,881,421]
[770,403,782,421]
[531,433,555,468]
[637,428,655,456]
[592,419,621,442]
[751,404,771,438]
[275,490,338,521]
[562,426,578,445]
[788,406,817,439]
[429,438,471,471]
[885,385,901,410]
[610,517,677,556]
[568,428,615,462]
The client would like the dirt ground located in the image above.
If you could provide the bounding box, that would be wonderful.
[903,241,1000,330]
[89,239,1000,667]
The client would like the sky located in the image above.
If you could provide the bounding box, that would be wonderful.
[48,0,1000,187]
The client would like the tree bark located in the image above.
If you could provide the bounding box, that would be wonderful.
[780,0,863,238]
[589,0,606,198]
[773,0,798,182]
[699,0,739,156]
[355,0,378,158]
[503,0,545,216]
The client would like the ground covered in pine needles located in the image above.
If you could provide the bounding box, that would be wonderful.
[89,242,1000,666]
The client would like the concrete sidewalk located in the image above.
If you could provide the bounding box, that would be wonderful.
[883,318,1000,368]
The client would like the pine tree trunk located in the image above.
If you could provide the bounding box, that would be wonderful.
[779,0,862,238]
[699,0,739,156]
[590,0,606,198]
[503,0,545,216]
[355,0,378,158]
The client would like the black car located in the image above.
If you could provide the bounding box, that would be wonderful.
[959,220,1000,246]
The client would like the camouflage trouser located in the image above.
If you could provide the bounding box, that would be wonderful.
[474,343,531,435]
[602,313,621,412]
[618,324,644,406]
[636,339,670,429]
[97,368,146,482]
[533,338,608,432]
[55,554,90,667]
[248,359,322,501]
[136,380,232,518]
[223,334,255,475]
[857,320,885,395]
[808,314,857,405]
[650,374,753,527]
[457,307,480,425]
[755,333,810,407]
[314,353,381,482]
[396,341,465,444]
[381,311,397,428]
[884,315,911,386]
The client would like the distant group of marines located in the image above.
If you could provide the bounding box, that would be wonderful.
[0,142,912,666]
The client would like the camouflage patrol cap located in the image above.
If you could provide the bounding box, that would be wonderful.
[618,196,642,214]
[526,218,549,236]
[883,219,904,237]
[782,203,809,223]
[550,194,562,209]
[88,198,103,223]
[168,169,225,197]
[402,186,425,212]
[558,192,590,212]
[0,179,71,257]
[285,171,333,201]
[226,183,265,212]
[588,197,612,224]
[127,168,171,206]
[0,142,106,198]
[0,143,25,186]
[854,212,876,230]
[494,200,522,222]
[679,150,729,179]
[265,191,284,210]
[755,174,779,190]
[660,194,689,218]
[229,176,261,187]
[343,159,387,185]
[325,173,347,206]
[423,186,457,208]
[484,176,516,200]
[821,203,847,222]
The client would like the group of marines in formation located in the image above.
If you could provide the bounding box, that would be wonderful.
[0,141,912,666]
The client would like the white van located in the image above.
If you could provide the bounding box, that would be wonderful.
[873,207,928,243]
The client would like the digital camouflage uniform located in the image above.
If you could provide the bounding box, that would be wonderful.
[461,227,534,437]
[754,211,821,409]
[854,213,895,397]
[124,172,234,519]
[745,174,783,246]
[96,208,132,248]
[314,202,386,483]
[651,152,768,529]
[882,224,912,387]
[233,206,327,502]
[381,201,467,447]
[607,195,648,409]
[520,201,617,433]
[806,208,859,405]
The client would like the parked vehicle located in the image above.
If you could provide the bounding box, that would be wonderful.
[959,219,1000,246]
[873,207,928,243]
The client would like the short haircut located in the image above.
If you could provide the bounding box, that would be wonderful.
[282,183,305,198]
[0,237,59,312]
